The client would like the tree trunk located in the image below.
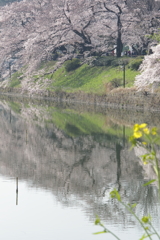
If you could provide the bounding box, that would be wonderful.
[116,16,123,57]
[116,31,123,57]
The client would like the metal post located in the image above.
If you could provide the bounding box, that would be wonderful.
[16,177,18,193]
[123,63,125,88]
[9,62,11,79]
[16,177,18,205]
[10,109,12,123]
[26,129,28,144]
[123,126,125,148]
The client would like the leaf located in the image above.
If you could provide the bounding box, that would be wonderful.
[110,189,121,201]
[139,234,147,240]
[153,166,158,176]
[131,203,137,208]
[139,234,154,240]
[153,136,160,144]
[143,179,156,187]
[95,217,100,225]
[144,227,149,230]
[93,231,107,235]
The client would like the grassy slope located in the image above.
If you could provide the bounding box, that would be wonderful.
[7,57,140,94]
[46,63,139,94]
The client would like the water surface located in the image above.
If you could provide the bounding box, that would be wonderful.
[0,98,160,240]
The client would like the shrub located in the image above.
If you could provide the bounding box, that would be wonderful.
[65,59,80,72]
[128,58,143,70]
[93,56,127,67]
[105,78,122,92]
[93,56,115,67]
[111,78,122,87]
[110,59,120,67]
[54,86,62,93]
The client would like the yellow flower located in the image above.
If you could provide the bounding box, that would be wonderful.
[134,124,139,132]
[152,131,157,135]
[139,123,147,129]
[151,127,157,135]
[142,142,147,145]
[143,128,150,134]
[133,131,142,138]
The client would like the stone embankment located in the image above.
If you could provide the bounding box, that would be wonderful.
[0,87,160,112]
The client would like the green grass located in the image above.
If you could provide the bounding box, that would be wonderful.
[8,71,23,88]
[45,107,133,139]
[8,101,21,113]
[38,60,56,71]
[45,61,139,94]
[45,108,103,137]
[8,57,140,94]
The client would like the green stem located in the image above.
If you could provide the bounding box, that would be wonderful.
[120,202,152,240]
[154,155,160,196]
[149,221,160,239]
[150,146,160,196]
[102,226,121,240]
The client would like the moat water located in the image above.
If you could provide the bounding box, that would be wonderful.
[0,98,159,240]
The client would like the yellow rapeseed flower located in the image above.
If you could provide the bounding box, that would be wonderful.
[151,127,157,135]
[152,131,157,135]
[134,124,140,132]
[139,123,147,129]
[133,131,142,138]
[143,128,150,135]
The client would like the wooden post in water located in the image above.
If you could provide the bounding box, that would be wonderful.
[16,177,18,205]
[123,126,125,148]
[16,177,18,193]
[10,109,12,123]
[9,62,11,79]
[26,129,28,144]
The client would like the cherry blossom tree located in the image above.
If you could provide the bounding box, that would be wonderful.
[92,0,128,57]
[135,44,160,91]
[0,0,159,81]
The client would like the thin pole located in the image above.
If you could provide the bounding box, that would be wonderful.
[26,129,28,144]
[16,177,18,193]
[10,110,12,123]
[123,126,125,148]
[123,63,125,88]
[9,62,11,79]
[16,177,18,205]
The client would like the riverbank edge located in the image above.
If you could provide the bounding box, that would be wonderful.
[0,87,160,112]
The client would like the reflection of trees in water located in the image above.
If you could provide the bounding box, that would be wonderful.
[88,181,160,229]
[134,145,160,184]
[0,101,159,228]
